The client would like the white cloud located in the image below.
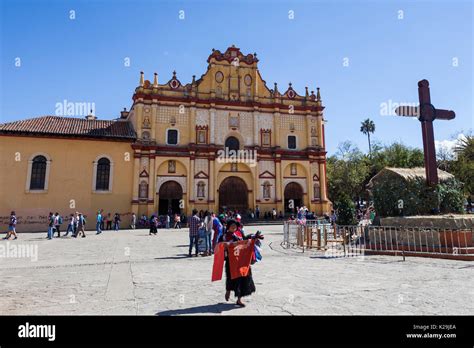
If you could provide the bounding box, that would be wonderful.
[435,133,467,155]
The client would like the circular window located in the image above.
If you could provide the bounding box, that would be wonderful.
[244,74,252,86]
[215,71,224,83]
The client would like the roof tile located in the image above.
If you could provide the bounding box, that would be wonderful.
[0,116,136,140]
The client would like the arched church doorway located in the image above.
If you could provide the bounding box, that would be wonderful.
[158,181,183,215]
[218,176,248,213]
[284,182,304,214]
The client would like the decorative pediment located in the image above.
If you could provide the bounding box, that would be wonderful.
[313,174,320,181]
[132,47,324,112]
[140,169,149,177]
[259,170,275,179]
[284,83,300,99]
[194,170,209,179]
[207,45,258,65]
[167,71,182,89]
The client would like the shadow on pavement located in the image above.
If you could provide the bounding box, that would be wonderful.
[154,254,192,260]
[156,303,240,315]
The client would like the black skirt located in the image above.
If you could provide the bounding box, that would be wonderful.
[224,257,256,298]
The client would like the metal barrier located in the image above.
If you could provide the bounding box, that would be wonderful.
[362,226,473,259]
[283,221,474,259]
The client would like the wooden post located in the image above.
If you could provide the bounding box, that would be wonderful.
[317,226,322,249]
[323,226,328,248]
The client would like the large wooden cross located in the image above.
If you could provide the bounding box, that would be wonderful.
[395,79,455,186]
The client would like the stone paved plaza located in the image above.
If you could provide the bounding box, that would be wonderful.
[0,225,472,315]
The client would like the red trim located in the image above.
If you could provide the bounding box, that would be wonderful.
[259,170,275,179]
[194,170,209,179]
[132,93,324,114]
[156,174,186,177]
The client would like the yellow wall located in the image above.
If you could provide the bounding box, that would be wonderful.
[0,136,133,232]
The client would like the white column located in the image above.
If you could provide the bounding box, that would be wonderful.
[210,108,216,144]
[253,110,259,145]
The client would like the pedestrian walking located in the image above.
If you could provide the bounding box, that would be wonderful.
[166,214,170,229]
[149,215,158,235]
[106,213,112,230]
[174,214,181,229]
[96,210,103,235]
[188,209,200,257]
[113,213,121,231]
[47,212,55,240]
[64,214,75,236]
[73,212,79,237]
[3,211,18,240]
[216,219,264,307]
[131,213,137,229]
[76,213,86,238]
[54,212,62,237]
[203,211,213,256]
[211,214,224,251]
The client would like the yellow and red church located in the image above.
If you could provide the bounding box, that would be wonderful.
[0,46,330,231]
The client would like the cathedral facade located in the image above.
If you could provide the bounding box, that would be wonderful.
[0,46,330,231]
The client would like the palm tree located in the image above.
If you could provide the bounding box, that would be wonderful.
[454,135,474,161]
[360,118,375,155]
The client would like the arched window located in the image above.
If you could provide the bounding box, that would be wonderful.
[30,155,47,190]
[96,157,111,190]
[225,136,240,152]
[197,181,206,198]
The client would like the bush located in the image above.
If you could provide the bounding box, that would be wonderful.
[335,195,357,225]
[372,176,464,217]
[438,178,464,214]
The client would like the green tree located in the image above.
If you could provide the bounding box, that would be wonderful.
[360,118,375,155]
[369,142,424,174]
[327,141,369,202]
[452,134,474,196]
[335,194,357,225]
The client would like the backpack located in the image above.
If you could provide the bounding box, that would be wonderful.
[58,216,63,224]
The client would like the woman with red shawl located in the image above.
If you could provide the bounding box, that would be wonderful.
[218,219,263,307]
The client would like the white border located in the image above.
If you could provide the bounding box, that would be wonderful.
[25,152,52,193]
[287,134,298,150]
[166,128,180,145]
[92,154,114,193]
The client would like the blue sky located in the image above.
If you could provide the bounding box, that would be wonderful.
[1,0,472,155]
